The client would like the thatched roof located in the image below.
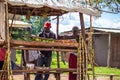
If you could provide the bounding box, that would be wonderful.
[7,0,100,16]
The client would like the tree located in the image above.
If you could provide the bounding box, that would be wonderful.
[21,16,50,35]
[11,16,50,40]
[88,0,120,14]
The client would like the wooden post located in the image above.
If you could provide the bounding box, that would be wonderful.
[56,16,59,37]
[110,75,113,80]
[107,33,111,67]
[79,12,86,80]
[24,50,30,80]
[56,16,60,80]
[56,16,60,68]
[4,2,15,80]
[79,12,86,40]
[5,1,12,80]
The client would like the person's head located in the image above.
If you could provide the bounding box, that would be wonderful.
[44,21,51,33]
[72,26,79,36]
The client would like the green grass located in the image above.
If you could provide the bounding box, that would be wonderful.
[95,66,120,75]
[51,52,68,68]
[15,50,68,68]
[16,50,22,65]
[15,50,120,75]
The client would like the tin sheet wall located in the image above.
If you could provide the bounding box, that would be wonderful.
[0,2,5,40]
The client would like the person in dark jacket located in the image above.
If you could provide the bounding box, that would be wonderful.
[35,21,56,80]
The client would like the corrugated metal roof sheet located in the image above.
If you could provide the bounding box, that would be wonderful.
[9,20,31,28]
[7,0,100,16]
[60,27,120,35]
[93,27,120,33]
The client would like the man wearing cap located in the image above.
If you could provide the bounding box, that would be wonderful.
[35,21,56,80]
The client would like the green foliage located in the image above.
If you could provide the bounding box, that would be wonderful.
[89,0,120,13]
[11,27,31,40]
[21,16,51,35]
[11,16,51,40]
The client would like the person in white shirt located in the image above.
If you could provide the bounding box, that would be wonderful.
[22,50,40,66]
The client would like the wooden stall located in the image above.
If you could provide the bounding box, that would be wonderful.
[0,0,100,80]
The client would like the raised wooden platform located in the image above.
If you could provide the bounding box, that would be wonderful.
[0,39,78,52]
[0,68,93,74]
[0,68,76,73]
[10,39,78,52]
[11,40,78,48]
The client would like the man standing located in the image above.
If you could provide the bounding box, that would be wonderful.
[68,26,79,80]
[58,26,79,80]
[35,21,56,80]
[0,48,6,70]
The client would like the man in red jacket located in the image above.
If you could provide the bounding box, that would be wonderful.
[68,26,79,80]
[58,26,79,80]
[0,48,6,70]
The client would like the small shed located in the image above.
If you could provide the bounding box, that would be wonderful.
[61,27,120,68]
[88,27,120,68]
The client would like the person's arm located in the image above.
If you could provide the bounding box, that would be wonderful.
[54,33,57,40]
[22,50,26,66]
[58,35,74,40]
[38,32,43,37]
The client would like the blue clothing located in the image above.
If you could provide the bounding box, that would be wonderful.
[0,61,4,70]
[35,56,52,80]
[11,61,15,70]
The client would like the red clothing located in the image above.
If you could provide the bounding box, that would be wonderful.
[0,48,6,61]
[69,53,77,80]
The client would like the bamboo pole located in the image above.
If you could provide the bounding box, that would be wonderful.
[82,37,85,80]
[79,13,86,40]
[90,15,95,80]
[4,1,13,80]
[85,35,88,80]
[13,47,77,52]
[79,12,86,80]
[77,34,82,80]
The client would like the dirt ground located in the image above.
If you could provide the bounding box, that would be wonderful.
[13,74,68,80]
[12,74,116,80]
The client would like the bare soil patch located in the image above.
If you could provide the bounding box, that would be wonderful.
[12,74,117,80]
[13,74,68,80]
